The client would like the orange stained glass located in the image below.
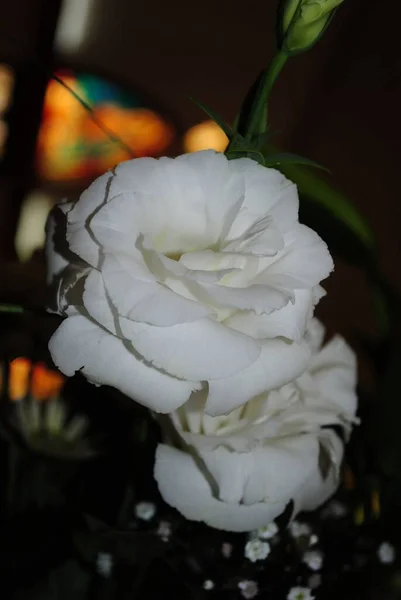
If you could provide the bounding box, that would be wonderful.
[36,71,175,182]
[0,358,65,401]
[0,63,15,114]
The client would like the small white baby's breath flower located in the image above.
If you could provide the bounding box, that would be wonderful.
[378,542,395,565]
[135,501,156,521]
[309,534,319,547]
[157,520,172,541]
[320,500,347,519]
[238,579,259,599]
[96,552,113,578]
[288,520,312,539]
[245,539,271,562]
[308,574,322,590]
[221,542,233,558]
[303,550,323,571]
[256,521,279,540]
[203,579,214,590]
[287,586,315,600]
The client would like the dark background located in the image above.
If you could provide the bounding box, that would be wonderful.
[0,4,400,597]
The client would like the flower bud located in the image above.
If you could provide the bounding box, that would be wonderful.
[277,0,344,54]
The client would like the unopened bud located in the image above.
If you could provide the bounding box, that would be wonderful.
[277,0,344,54]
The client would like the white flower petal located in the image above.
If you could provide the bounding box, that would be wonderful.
[155,445,286,532]
[226,289,314,342]
[309,335,357,417]
[197,436,319,508]
[88,192,149,257]
[110,152,245,254]
[173,151,246,242]
[293,431,344,514]
[305,318,326,354]
[117,317,261,381]
[223,214,284,257]
[199,446,255,503]
[206,338,311,416]
[179,249,251,274]
[45,200,75,284]
[67,172,115,267]
[49,315,199,412]
[227,159,299,235]
[45,202,89,315]
[51,265,89,315]
[199,280,292,314]
[268,183,300,234]
[101,253,211,326]
[255,224,334,290]
[240,435,320,506]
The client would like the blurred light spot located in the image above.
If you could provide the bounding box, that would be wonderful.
[55,0,94,54]
[0,358,64,401]
[371,488,381,519]
[15,190,54,262]
[0,63,14,114]
[343,464,355,490]
[183,120,228,153]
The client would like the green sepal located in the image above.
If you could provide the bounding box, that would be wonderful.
[263,151,329,172]
[225,133,266,165]
[276,1,340,56]
[189,97,233,139]
[249,131,276,148]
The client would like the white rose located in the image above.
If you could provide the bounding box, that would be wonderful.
[46,151,333,415]
[154,320,358,532]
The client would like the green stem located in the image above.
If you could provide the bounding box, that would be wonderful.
[244,50,288,139]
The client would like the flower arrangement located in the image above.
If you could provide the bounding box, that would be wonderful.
[1,1,400,598]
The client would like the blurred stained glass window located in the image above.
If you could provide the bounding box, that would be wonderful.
[36,70,175,183]
[0,63,14,159]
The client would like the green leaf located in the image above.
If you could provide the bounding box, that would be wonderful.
[298,195,372,267]
[226,132,247,150]
[263,151,329,172]
[225,133,266,165]
[299,197,396,337]
[273,159,376,251]
[249,131,276,148]
[189,97,233,139]
[226,148,266,166]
